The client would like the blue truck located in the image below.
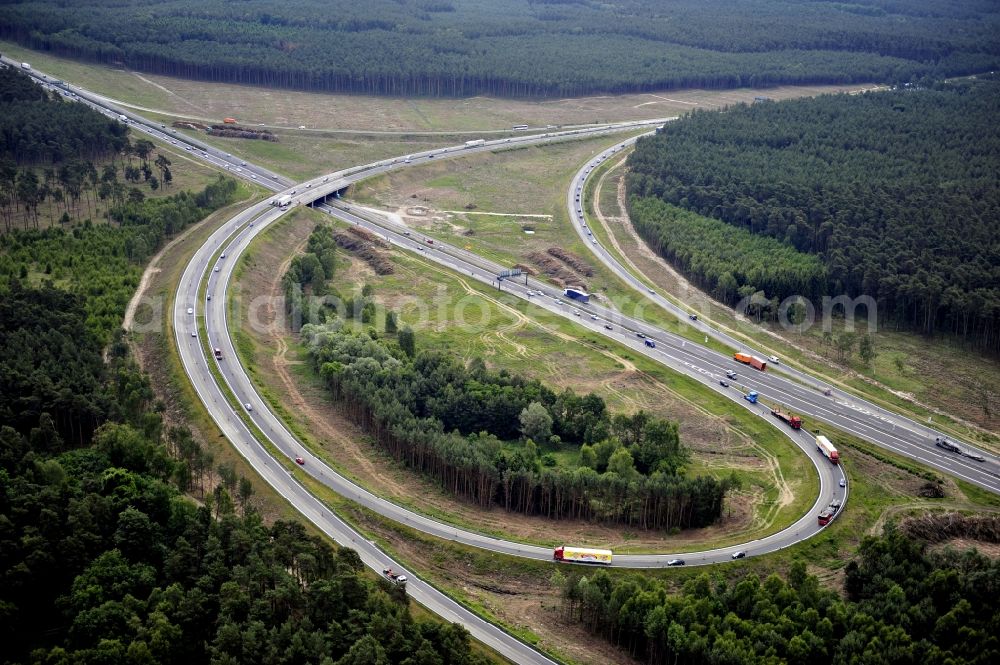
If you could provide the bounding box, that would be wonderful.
[564,288,590,303]
[744,391,758,404]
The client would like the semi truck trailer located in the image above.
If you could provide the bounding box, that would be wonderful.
[771,408,802,429]
[816,435,840,464]
[734,352,767,371]
[553,546,613,565]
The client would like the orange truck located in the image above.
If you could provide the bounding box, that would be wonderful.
[223,117,238,124]
[734,352,767,371]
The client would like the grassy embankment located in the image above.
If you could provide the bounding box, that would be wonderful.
[349,135,733,354]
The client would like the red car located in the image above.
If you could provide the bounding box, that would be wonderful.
[295,457,305,465]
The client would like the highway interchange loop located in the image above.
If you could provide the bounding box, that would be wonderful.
[11,57,998,664]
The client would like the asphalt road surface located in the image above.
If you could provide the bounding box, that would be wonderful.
[17,57,996,663]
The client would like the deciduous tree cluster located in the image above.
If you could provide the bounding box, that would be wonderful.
[302,322,727,530]
[564,525,999,664]
[0,190,484,665]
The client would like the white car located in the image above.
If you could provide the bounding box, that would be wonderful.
[187,307,194,315]
[590,315,598,320]
[214,266,220,273]
[244,403,253,412]
[190,331,197,337]
[768,355,780,364]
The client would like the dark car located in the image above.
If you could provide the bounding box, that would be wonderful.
[604,324,613,331]
[731,551,746,559]
[636,332,646,339]
[295,457,305,465]
[719,380,729,388]
[666,559,685,567]
[689,314,698,320]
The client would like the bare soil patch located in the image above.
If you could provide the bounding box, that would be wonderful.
[526,250,588,289]
[333,229,394,274]
[929,539,1000,558]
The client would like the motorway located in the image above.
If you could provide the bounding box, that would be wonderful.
[566,137,1000,494]
[13,57,998,663]
[184,135,846,569]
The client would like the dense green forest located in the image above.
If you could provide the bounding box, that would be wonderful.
[563,525,999,664]
[627,79,1000,351]
[0,176,237,351]
[1,66,179,232]
[293,240,727,530]
[0,287,486,665]
[0,89,483,660]
[2,1,998,97]
[0,65,127,164]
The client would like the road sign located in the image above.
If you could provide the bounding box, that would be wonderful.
[498,268,522,279]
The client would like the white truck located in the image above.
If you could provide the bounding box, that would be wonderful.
[273,194,292,209]
[21,62,31,70]
[464,139,486,148]
[816,435,841,464]
[118,114,128,123]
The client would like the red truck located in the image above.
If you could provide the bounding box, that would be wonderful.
[771,408,802,429]
[734,352,767,371]
[818,499,842,526]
